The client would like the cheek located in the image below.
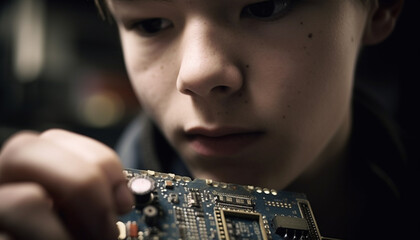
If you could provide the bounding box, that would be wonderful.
[121,34,177,120]
[249,38,356,120]
[129,69,174,123]
[247,6,364,147]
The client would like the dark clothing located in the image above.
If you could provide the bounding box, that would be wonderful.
[346,89,410,239]
[115,112,190,176]
[115,88,411,239]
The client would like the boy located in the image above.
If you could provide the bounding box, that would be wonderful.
[0,0,409,239]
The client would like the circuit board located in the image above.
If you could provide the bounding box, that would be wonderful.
[117,169,335,240]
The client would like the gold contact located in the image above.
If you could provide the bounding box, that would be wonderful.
[215,208,268,240]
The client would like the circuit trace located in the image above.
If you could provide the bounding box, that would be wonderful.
[117,168,338,240]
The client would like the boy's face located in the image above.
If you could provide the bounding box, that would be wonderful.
[108,0,369,188]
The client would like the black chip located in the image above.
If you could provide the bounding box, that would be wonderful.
[273,215,309,238]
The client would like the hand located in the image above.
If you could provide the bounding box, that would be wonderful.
[0,129,134,240]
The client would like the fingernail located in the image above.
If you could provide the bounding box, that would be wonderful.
[114,182,134,214]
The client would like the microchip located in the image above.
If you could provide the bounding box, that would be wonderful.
[187,190,202,208]
[215,194,254,210]
[215,208,268,240]
[273,215,309,239]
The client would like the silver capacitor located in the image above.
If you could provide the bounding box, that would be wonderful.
[128,176,155,207]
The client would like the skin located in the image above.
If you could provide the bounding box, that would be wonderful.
[109,0,367,190]
[0,0,403,239]
[0,130,134,240]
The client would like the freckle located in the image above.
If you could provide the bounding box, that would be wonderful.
[351,37,354,43]
[303,46,307,50]
[287,105,291,108]
[297,90,301,95]
[282,115,286,119]
[308,33,313,39]
[245,65,250,69]
[300,21,304,25]
[160,65,164,70]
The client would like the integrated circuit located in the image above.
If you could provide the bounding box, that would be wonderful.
[117,168,339,240]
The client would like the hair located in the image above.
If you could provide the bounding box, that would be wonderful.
[94,0,111,21]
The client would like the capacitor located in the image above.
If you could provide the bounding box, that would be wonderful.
[128,176,155,207]
[143,205,159,226]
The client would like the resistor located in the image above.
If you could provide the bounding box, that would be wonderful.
[129,221,139,238]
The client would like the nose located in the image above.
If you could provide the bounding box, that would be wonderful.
[176,20,243,98]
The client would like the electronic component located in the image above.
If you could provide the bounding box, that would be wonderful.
[143,205,159,226]
[273,215,309,239]
[117,168,339,240]
[128,175,155,207]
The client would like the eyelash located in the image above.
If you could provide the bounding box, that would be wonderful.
[241,0,294,21]
[128,18,173,37]
[128,0,295,36]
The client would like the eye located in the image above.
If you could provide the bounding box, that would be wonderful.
[130,18,173,36]
[241,0,292,20]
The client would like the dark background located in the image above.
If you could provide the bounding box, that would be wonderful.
[354,0,420,169]
[0,0,419,168]
[0,0,139,147]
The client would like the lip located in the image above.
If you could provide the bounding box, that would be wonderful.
[185,127,264,157]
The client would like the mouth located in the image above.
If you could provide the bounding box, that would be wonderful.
[184,127,264,157]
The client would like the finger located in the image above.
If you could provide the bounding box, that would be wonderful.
[0,234,11,240]
[40,129,133,213]
[0,234,12,240]
[0,183,71,240]
[0,132,118,240]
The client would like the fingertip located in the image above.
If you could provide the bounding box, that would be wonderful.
[0,233,12,240]
[114,182,134,214]
[0,130,39,154]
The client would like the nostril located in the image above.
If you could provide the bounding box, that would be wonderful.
[182,89,195,95]
[213,85,230,93]
[180,86,230,96]
[176,59,243,97]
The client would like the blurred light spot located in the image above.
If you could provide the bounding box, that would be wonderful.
[81,92,125,128]
[13,0,46,82]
